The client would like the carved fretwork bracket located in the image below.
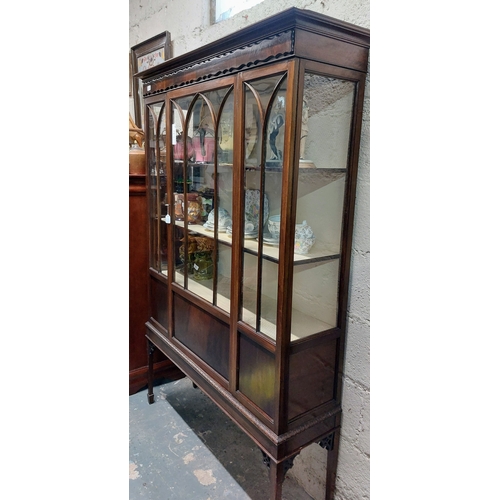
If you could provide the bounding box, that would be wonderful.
[318,433,335,451]
[261,450,271,469]
[147,341,156,357]
[261,450,299,475]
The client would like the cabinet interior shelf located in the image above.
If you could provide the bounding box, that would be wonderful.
[170,271,334,342]
[176,221,340,265]
[169,160,347,175]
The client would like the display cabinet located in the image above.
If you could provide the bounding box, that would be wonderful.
[140,8,369,500]
[129,173,184,394]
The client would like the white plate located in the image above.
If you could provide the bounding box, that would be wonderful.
[203,222,226,233]
[226,232,258,239]
[263,237,280,246]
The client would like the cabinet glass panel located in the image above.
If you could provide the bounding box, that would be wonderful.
[241,74,286,340]
[290,73,356,341]
[147,101,167,274]
[172,88,234,313]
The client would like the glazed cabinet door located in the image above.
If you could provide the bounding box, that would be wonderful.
[236,67,291,422]
[170,85,235,312]
[166,81,236,383]
[146,100,171,331]
[146,100,169,276]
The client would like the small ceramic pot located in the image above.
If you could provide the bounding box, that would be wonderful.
[294,220,315,254]
[129,143,146,174]
[193,252,213,281]
[174,193,202,224]
[267,215,281,240]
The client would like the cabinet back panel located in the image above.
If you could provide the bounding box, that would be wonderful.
[173,294,229,380]
[287,337,337,421]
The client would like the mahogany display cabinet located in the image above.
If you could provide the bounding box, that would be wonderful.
[129,173,184,395]
[139,8,369,500]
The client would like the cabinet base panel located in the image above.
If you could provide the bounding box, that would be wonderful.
[146,322,340,461]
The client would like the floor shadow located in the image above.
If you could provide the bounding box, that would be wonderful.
[153,377,313,500]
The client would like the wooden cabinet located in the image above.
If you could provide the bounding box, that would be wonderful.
[129,173,183,394]
[139,8,369,499]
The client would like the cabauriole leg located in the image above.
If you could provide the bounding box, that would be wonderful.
[319,430,340,500]
[147,340,155,404]
[261,450,299,500]
[269,459,285,500]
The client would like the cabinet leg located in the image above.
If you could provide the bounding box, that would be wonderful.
[269,460,285,500]
[261,450,298,500]
[319,431,340,500]
[147,340,155,404]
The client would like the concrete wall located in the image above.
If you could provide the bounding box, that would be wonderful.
[129,1,370,499]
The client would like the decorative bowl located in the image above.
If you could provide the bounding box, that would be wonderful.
[206,207,231,229]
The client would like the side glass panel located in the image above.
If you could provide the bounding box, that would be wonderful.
[241,74,286,340]
[290,73,356,341]
[171,88,234,314]
[146,101,167,274]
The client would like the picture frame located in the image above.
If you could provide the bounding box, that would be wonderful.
[131,31,172,128]
[129,52,133,97]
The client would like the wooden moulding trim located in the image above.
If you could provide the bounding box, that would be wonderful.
[171,283,231,325]
[287,399,340,430]
[129,174,146,194]
[142,30,295,96]
[146,321,341,457]
[149,267,169,286]
[237,321,277,353]
[147,316,168,337]
[139,9,369,97]
[234,389,275,428]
